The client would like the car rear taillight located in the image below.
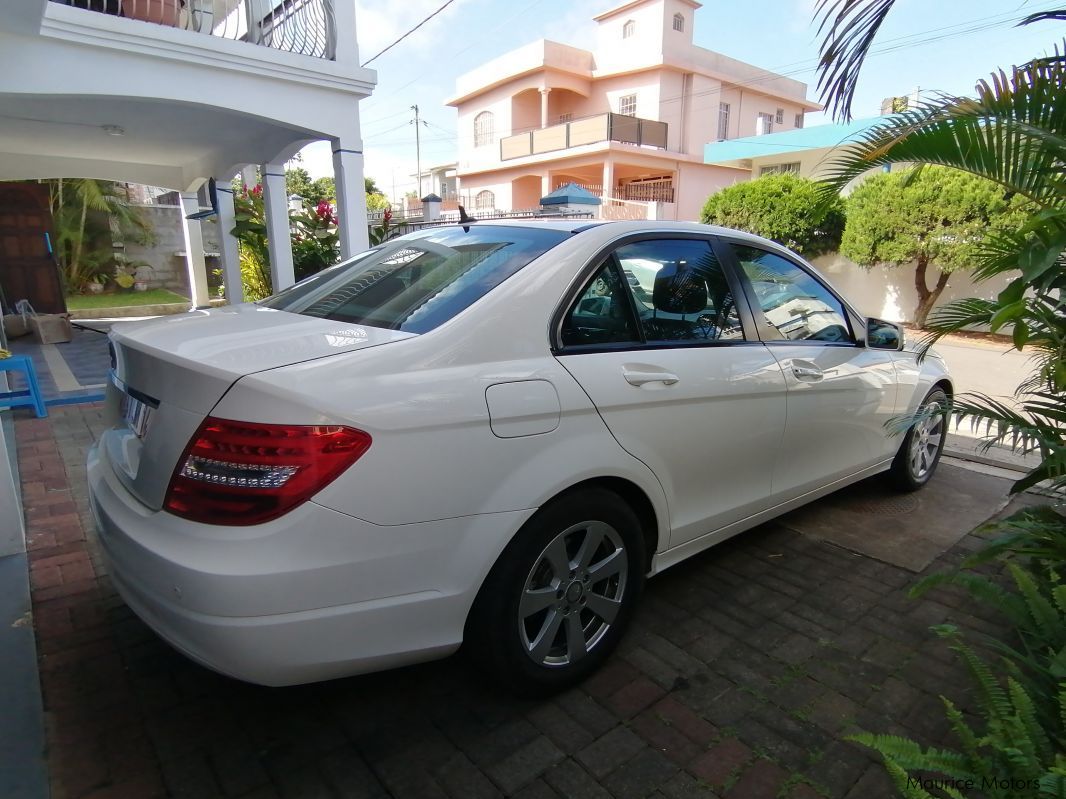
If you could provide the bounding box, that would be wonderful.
[163,417,371,526]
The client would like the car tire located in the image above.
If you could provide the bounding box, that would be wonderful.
[465,487,646,696]
[889,387,949,492]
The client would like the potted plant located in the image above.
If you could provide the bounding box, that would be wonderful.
[122,0,184,28]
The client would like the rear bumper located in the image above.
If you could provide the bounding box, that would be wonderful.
[87,443,533,686]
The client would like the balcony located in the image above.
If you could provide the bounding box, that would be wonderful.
[500,113,669,161]
[50,0,336,59]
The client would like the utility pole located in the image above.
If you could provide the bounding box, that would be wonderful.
[411,104,422,200]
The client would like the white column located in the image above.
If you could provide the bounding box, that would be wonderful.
[539,88,552,129]
[261,160,295,291]
[332,138,370,259]
[214,185,243,304]
[179,192,211,308]
[541,174,552,199]
[330,0,359,65]
[602,161,615,200]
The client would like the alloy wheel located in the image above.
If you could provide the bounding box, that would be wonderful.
[909,400,945,480]
[518,520,628,667]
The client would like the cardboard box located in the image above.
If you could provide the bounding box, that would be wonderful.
[30,313,73,344]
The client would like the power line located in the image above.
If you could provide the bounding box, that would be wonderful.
[360,0,459,67]
[360,0,548,114]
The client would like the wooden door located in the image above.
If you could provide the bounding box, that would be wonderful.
[0,183,66,314]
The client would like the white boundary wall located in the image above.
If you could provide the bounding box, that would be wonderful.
[811,253,1014,325]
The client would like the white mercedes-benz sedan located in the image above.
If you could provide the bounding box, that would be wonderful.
[87,220,951,691]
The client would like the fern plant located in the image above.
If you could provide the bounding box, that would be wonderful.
[851,510,1066,797]
[851,629,1066,799]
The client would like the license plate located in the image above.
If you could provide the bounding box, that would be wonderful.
[121,392,153,439]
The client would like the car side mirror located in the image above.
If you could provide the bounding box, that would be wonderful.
[866,318,904,351]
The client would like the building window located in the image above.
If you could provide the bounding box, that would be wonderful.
[759,162,801,177]
[717,102,731,140]
[775,108,784,124]
[622,19,635,38]
[794,113,804,129]
[473,111,495,148]
[619,94,637,117]
[558,113,573,124]
[475,190,495,210]
[757,112,774,135]
[672,13,684,31]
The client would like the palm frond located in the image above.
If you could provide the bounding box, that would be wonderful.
[814,0,897,120]
[820,57,1066,204]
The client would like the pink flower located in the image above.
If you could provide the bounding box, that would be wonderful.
[315,200,333,220]
[383,208,393,223]
[251,184,263,197]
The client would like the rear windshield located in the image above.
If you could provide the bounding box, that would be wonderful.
[260,225,570,334]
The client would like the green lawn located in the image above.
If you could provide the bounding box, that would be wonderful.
[66,289,190,310]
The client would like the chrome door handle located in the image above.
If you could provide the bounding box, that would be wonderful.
[791,364,823,381]
[623,370,680,386]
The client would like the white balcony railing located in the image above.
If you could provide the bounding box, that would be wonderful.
[52,0,336,59]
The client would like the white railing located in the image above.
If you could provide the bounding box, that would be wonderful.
[53,0,336,59]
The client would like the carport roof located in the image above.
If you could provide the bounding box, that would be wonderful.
[704,116,887,167]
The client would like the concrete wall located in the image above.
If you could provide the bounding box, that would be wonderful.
[812,252,1013,324]
[120,204,221,296]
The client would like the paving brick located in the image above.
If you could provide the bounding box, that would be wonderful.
[604,677,667,719]
[158,750,222,799]
[486,735,565,795]
[556,691,618,738]
[629,706,702,766]
[576,726,646,779]
[687,739,751,790]
[649,696,718,748]
[659,771,721,798]
[438,752,503,799]
[602,746,680,799]
[543,759,613,799]
[526,702,595,755]
[844,763,895,799]
[80,770,167,799]
[725,759,789,799]
[582,658,642,700]
[512,777,559,799]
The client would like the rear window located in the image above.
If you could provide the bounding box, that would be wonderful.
[260,225,570,333]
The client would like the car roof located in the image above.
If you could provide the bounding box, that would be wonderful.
[425,218,767,241]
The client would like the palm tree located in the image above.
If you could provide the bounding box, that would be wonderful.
[814,3,1066,493]
[48,179,153,293]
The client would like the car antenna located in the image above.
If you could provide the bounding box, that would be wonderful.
[457,204,476,232]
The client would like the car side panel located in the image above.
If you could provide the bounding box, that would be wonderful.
[211,348,671,543]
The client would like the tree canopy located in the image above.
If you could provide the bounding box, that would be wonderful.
[841,165,1027,327]
[699,173,845,256]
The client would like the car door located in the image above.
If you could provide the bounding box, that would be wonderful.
[721,240,899,500]
[554,234,788,546]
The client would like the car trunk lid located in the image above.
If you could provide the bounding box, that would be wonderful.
[102,304,412,511]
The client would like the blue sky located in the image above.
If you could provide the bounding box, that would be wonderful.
[300,0,1062,198]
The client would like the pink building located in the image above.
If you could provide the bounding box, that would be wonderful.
[447,0,821,221]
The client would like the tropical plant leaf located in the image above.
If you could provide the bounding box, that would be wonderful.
[820,57,1066,205]
[813,0,897,120]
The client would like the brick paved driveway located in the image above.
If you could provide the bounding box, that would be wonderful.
[16,405,1010,799]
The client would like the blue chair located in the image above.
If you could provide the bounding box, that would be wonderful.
[0,354,47,418]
